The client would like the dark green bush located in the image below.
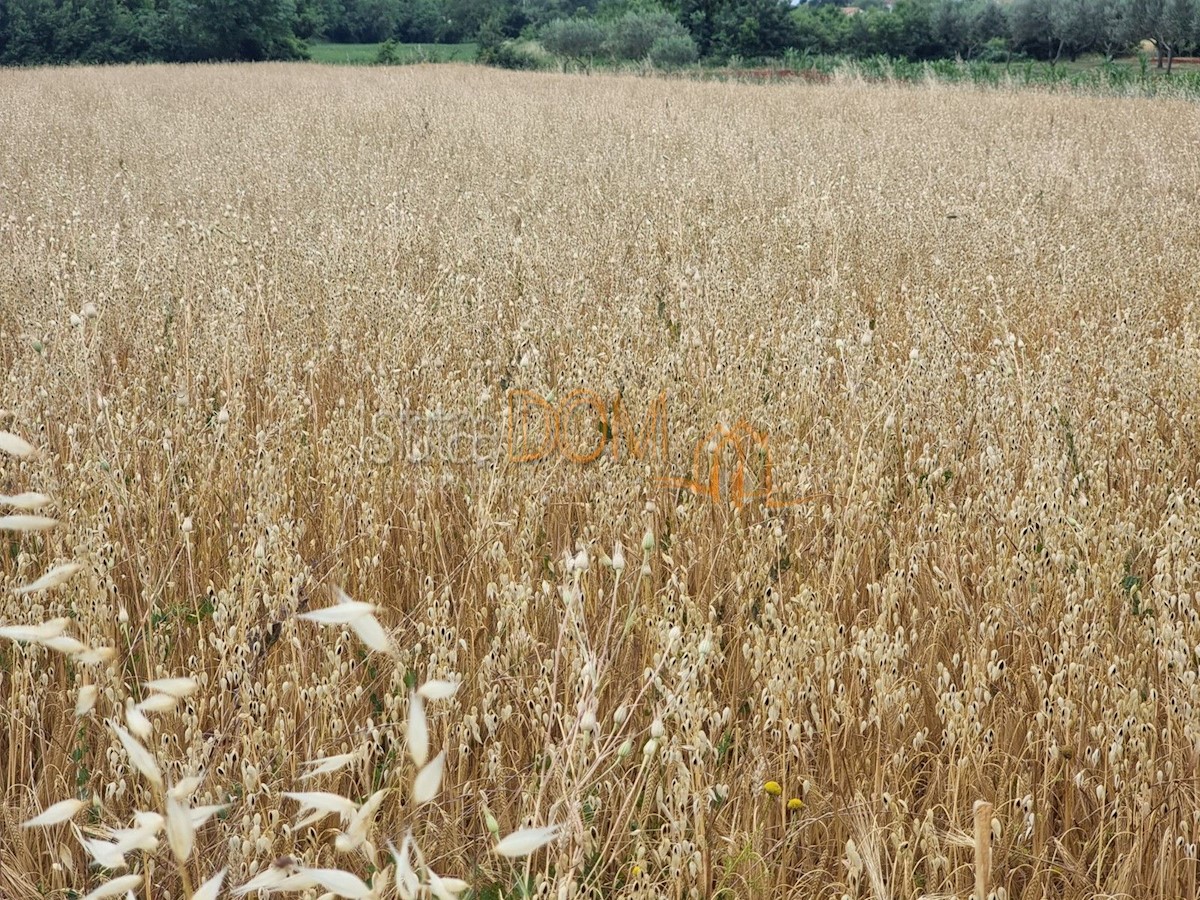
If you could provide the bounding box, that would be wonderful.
[478,40,542,69]
[540,17,606,61]
[375,39,400,64]
[648,32,698,67]
[607,10,688,60]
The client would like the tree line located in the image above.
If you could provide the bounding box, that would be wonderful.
[1,0,1198,69]
[790,0,1200,69]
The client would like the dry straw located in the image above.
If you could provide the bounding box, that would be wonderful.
[3,61,1200,899]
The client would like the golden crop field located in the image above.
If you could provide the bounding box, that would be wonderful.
[2,62,1200,900]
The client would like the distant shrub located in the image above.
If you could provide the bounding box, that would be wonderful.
[277,35,312,61]
[375,39,401,65]
[478,40,543,70]
[540,18,607,61]
[649,33,698,68]
[607,10,688,61]
[978,37,1011,64]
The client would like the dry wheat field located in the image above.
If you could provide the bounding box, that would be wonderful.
[2,62,1200,900]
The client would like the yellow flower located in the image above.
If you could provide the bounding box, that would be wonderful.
[630,865,643,878]
[787,798,805,812]
[764,780,782,796]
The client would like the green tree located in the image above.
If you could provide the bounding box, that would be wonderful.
[791,3,851,54]
[294,0,343,39]
[930,0,1002,59]
[347,0,401,42]
[606,8,688,59]
[1128,0,1196,68]
[792,0,983,60]
[1049,0,1106,60]
[153,0,204,60]
[0,0,312,63]
[907,0,949,58]
[397,0,445,42]
[648,29,697,63]
[441,0,505,40]
[1162,0,1198,64]
[194,0,305,60]
[2,0,58,64]
[58,0,152,62]
[522,0,591,31]
[731,0,796,58]
[1009,0,1058,59]
[672,0,798,59]
[970,0,1008,54]
[541,16,607,64]
[1096,0,1136,58]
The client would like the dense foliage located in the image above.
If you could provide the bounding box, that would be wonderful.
[788,0,1199,66]
[0,0,1198,67]
[0,0,308,63]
